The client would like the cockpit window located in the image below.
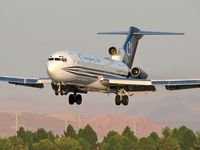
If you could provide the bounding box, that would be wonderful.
[48,58,54,61]
[55,58,61,61]
[48,56,67,62]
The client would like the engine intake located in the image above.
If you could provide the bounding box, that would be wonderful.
[108,47,118,56]
[130,67,148,79]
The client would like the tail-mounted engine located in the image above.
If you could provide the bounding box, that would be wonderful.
[108,47,118,55]
[130,67,148,79]
[108,46,124,61]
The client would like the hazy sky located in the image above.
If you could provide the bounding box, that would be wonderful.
[0,0,200,129]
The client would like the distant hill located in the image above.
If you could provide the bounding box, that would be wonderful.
[0,92,166,139]
[0,110,165,139]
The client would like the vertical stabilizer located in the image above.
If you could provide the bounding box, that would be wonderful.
[122,26,142,68]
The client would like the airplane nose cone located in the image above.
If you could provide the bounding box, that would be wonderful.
[47,63,56,78]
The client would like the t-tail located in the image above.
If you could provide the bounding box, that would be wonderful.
[98,26,184,69]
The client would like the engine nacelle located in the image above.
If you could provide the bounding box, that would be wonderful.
[108,47,124,61]
[108,47,118,55]
[130,67,148,79]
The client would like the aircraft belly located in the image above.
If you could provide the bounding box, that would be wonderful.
[86,79,110,92]
[61,71,110,92]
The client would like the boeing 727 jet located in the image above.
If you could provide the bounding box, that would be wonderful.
[1,26,200,106]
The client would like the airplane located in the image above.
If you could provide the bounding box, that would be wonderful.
[1,26,200,106]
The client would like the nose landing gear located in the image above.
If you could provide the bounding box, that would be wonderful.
[51,83,70,96]
[51,83,84,105]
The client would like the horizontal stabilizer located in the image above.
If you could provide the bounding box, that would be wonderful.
[135,31,184,35]
[97,31,184,36]
[97,31,128,35]
[97,26,184,36]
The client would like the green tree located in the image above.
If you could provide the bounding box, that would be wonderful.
[48,131,56,141]
[148,132,159,143]
[33,128,49,143]
[177,126,196,150]
[103,131,118,142]
[78,138,90,150]
[172,128,179,138]
[64,124,77,138]
[55,137,81,150]
[0,138,15,150]
[99,134,133,150]
[17,127,33,149]
[159,137,180,150]
[9,136,28,150]
[148,132,160,149]
[139,137,157,150]
[122,126,138,142]
[162,127,171,138]
[32,139,55,150]
[78,124,98,150]
[193,131,200,150]
[122,126,138,149]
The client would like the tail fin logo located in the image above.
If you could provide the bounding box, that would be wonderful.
[126,41,132,56]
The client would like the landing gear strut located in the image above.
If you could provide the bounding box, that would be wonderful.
[68,94,82,105]
[115,95,129,106]
[51,83,70,96]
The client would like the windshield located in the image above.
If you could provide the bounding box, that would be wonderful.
[48,57,67,62]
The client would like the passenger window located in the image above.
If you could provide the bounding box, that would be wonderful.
[62,58,67,62]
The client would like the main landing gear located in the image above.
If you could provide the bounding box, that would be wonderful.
[115,88,130,106]
[68,94,82,105]
[115,95,129,106]
[51,83,83,105]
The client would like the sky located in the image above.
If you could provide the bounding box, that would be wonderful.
[0,0,200,130]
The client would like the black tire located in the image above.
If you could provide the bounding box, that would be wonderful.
[76,94,82,105]
[122,95,129,106]
[115,95,121,105]
[69,94,75,105]
[55,91,59,96]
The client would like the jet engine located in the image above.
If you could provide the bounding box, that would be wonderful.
[108,47,124,61]
[108,47,118,55]
[130,67,148,79]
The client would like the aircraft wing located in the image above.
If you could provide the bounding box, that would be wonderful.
[0,76,52,88]
[100,77,156,92]
[100,77,200,92]
[152,79,200,90]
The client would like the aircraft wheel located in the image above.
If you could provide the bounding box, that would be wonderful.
[76,94,82,105]
[115,95,121,105]
[122,95,129,106]
[55,91,59,96]
[69,94,75,105]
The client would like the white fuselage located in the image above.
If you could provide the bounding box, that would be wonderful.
[46,50,129,92]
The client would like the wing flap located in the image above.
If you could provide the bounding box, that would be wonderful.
[9,82,44,88]
[152,79,200,90]
[100,77,152,86]
[100,77,156,92]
